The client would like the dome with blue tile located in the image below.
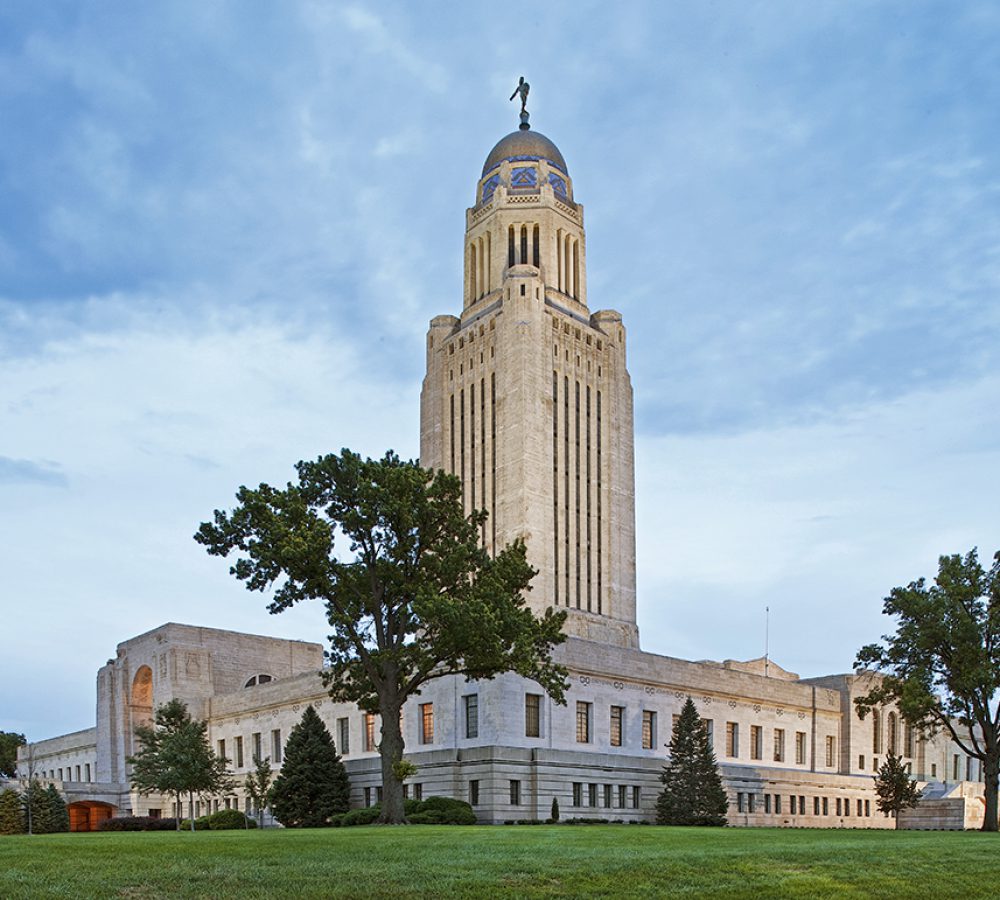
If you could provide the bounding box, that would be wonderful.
[481,126,568,177]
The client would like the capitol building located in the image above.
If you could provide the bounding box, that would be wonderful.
[14,112,987,832]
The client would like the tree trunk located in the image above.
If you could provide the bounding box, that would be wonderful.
[377,696,406,825]
[176,793,182,831]
[188,792,196,832]
[983,751,999,833]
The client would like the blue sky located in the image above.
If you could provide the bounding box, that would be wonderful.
[2,1,998,739]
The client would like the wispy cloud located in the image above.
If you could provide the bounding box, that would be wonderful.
[0,456,68,487]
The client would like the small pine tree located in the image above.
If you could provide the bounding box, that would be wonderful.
[550,797,560,822]
[23,780,54,834]
[43,785,70,833]
[874,752,922,828]
[0,788,25,834]
[270,706,350,827]
[656,697,729,826]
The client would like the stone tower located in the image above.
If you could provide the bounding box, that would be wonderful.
[420,115,638,648]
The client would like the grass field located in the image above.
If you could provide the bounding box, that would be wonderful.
[1,825,998,899]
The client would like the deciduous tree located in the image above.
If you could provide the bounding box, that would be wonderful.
[874,753,922,828]
[855,549,1000,832]
[270,706,349,828]
[128,699,233,831]
[656,697,728,826]
[197,449,568,824]
[0,732,25,779]
[245,754,275,828]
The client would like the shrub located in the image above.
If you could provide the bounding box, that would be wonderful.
[99,816,180,832]
[205,809,256,830]
[551,797,560,821]
[341,806,382,827]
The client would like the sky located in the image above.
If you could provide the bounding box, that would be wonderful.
[2,1,998,740]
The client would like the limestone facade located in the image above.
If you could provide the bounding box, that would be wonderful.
[13,118,989,830]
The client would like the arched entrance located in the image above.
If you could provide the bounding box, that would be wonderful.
[68,801,116,832]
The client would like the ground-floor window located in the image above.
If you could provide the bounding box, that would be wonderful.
[632,786,640,809]
[509,780,521,806]
[572,782,582,807]
[469,780,480,806]
[588,784,597,808]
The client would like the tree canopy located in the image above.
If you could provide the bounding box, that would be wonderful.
[270,705,350,827]
[196,449,568,824]
[855,548,1000,832]
[656,697,728,826]
[0,732,26,779]
[127,699,232,831]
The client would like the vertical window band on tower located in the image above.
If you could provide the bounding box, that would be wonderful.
[480,376,486,545]
[460,388,466,511]
[564,374,570,605]
[575,379,581,609]
[597,389,602,614]
[470,381,476,512]
[491,372,497,556]
[553,370,559,606]
[586,384,592,612]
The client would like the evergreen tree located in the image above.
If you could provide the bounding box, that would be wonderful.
[874,752,922,828]
[656,697,729,826]
[550,797,560,821]
[43,784,70,833]
[0,788,25,834]
[270,706,350,827]
[22,780,56,834]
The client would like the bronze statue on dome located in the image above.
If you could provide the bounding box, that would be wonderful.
[509,76,530,114]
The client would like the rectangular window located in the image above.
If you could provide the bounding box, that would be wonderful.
[726,722,739,758]
[858,754,865,771]
[764,794,771,814]
[865,799,871,816]
[813,796,820,815]
[603,784,612,808]
[420,703,434,745]
[795,731,806,765]
[953,754,960,780]
[825,735,836,767]
[75,765,81,781]
[737,792,746,813]
[272,729,282,764]
[364,787,372,807]
[588,783,597,808]
[747,793,755,813]
[642,711,657,750]
[525,693,541,738]
[632,786,640,809]
[774,794,782,815]
[703,718,714,748]
[572,782,583,807]
[403,783,409,800]
[857,798,863,817]
[364,713,376,752]
[85,763,91,781]
[464,694,479,739]
[234,736,244,768]
[414,783,423,801]
[799,795,805,815]
[823,797,829,816]
[509,780,521,806]
[337,718,350,755]
[470,780,480,806]
[618,785,626,808]
[576,701,592,743]
[931,763,937,778]
[773,728,785,762]
[252,732,261,760]
[750,725,762,760]
[790,795,797,815]
[376,786,383,804]
[218,739,226,760]
[610,706,624,747]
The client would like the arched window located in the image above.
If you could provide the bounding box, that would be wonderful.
[244,674,274,688]
[508,226,515,268]
[872,710,881,755]
[532,225,540,267]
[469,244,477,300]
[130,666,153,730]
[520,226,528,265]
[887,712,898,755]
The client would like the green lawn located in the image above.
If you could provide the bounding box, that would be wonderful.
[1,825,997,899]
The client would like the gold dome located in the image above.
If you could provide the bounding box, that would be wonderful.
[482,128,568,177]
